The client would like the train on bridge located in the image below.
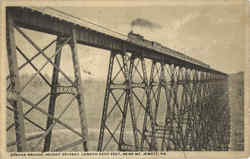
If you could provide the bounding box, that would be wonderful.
[128,31,210,69]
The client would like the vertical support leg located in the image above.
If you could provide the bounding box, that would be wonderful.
[118,53,131,150]
[161,64,171,150]
[154,62,164,125]
[128,56,139,150]
[43,37,63,152]
[97,51,115,151]
[70,29,88,151]
[6,12,27,152]
[141,60,157,150]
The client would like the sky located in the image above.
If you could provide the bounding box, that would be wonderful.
[12,2,247,81]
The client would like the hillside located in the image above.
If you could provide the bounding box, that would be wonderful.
[228,72,244,151]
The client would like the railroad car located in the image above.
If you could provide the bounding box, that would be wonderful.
[127,31,210,68]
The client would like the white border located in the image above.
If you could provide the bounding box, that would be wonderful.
[0,1,249,159]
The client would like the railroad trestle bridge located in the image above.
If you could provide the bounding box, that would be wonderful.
[5,7,230,152]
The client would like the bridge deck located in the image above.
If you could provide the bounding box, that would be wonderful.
[7,7,227,76]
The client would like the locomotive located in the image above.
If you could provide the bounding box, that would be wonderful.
[128,31,210,69]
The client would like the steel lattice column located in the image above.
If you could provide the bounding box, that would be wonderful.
[43,36,64,151]
[98,54,160,151]
[69,29,89,151]
[118,53,134,151]
[97,51,115,151]
[6,11,27,152]
[141,60,159,151]
[98,51,138,151]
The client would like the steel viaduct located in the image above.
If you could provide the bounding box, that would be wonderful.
[5,7,230,152]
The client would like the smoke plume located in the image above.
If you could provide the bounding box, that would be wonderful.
[130,18,162,30]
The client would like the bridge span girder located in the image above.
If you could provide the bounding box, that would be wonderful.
[7,7,227,75]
